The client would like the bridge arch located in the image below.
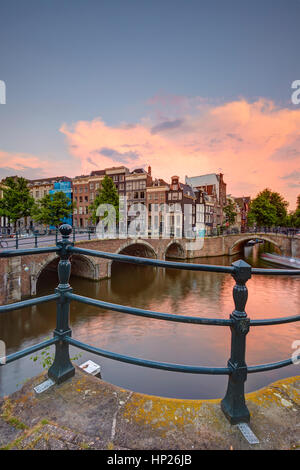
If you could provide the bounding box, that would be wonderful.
[164,240,186,259]
[32,253,99,295]
[228,235,282,256]
[108,239,158,276]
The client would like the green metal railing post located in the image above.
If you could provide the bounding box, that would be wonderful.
[221,259,251,424]
[48,224,75,384]
[15,230,18,249]
[34,232,38,248]
[73,227,76,243]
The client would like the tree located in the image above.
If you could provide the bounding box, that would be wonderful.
[287,194,300,228]
[89,175,119,224]
[223,200,237,226]
[0,176,34,230]
[247,188,288,227]
[32,191,75,228]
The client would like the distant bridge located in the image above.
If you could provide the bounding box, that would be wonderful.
[1,232,299,304]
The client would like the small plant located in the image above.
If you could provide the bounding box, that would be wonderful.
[30,337,82,369]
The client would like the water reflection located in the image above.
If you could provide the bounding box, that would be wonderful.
[0,241,299,398]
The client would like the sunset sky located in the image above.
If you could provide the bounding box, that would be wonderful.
[0,0,299,208]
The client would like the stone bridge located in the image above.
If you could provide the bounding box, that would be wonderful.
[1,232,298,304]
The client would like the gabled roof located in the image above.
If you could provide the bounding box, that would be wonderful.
[179,183,196,198]
[185,174,220,187]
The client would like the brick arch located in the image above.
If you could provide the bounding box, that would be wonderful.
[164,240,186,259]
[31,253,99,295]
[107,239,158,276]
[228,235,282,256]
[115,239,158,258]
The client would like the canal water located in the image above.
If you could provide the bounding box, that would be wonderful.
[0,242,299,398]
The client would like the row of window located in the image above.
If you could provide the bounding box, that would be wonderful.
[126,180,146,190]
[148,193,166,201]
[127,191,145,200]
[168,192,183,200]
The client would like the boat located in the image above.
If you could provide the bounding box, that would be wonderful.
[260,252,300,269]
[245,239,256,246]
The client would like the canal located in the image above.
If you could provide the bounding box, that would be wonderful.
[0,242,299,398]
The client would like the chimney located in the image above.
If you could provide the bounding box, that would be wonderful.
[148,165,151,176]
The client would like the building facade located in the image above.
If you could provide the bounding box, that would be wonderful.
[185,173,227,231]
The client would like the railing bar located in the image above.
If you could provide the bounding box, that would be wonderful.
[65,337,230,375]
[0,246,59,258]
[247,355,300,373]
[65,292,233,326]
[0,293,60,313]
[251,268,300,275]
[250,314,300,326]
[3,338,59,365]
[68,246,235,273]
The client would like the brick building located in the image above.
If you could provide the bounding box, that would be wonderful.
[185,173,227,231]
[72,166,130,228]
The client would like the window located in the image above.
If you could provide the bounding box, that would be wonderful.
[95,183,100,189]
[85,196,88,202]
[35,191,39,198]
[140,191,145,199]
[79,187,83,193]
[85,206,89,214]
[74,208,78,215]
[90,192,94,200]
[85,186,88,193]
[134,192,139,199]
[113,175,118,181]
[140,181,146,189]
[79,196,82,202]
[119,183,124,190]
[90,183,94,190]
[148,194,152,201]
[79,207,83,215]
[168,193,172,200]
[119,175,124,181]
[127,182,132,190]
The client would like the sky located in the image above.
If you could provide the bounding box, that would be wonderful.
[0,0,299,209]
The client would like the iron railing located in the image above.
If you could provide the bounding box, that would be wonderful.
[0,224,299,424]
[0,225,298,250]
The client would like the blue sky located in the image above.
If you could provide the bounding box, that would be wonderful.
[0,0,299,206]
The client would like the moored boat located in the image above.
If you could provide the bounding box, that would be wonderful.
[260,252,300,269]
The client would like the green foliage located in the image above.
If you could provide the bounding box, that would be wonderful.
[31,191,75,228]
[0,176,34,228]
[223,200,237,225]
[89,175,119,224]
[30,339,82,369]
[247,188,288,227]
[287,194,300,228]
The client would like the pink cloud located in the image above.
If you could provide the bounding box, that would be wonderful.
[60,98,300,209]
[0,150,79,180]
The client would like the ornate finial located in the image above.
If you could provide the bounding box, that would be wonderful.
[59,224,72,237]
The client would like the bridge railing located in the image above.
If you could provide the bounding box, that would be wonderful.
[1,224,298,250]
[0,224,299,425]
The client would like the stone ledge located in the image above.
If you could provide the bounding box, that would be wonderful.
[0,368,299,450]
